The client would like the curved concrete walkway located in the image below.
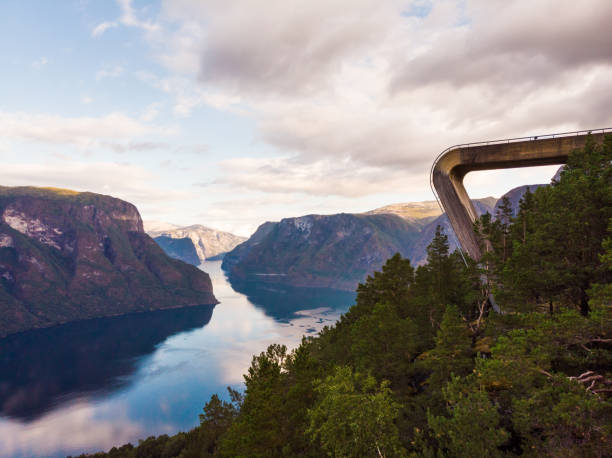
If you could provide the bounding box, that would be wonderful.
[431,128,610,261]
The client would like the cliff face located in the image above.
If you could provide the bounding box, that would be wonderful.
[0,187,217,337]
[147,224,246,263]
[222,213,422,291]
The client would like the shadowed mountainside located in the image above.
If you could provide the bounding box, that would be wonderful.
[223,213,422,291]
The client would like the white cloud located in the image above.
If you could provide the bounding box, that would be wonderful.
[216,156,425,198]
[1,160,192,206]
[93,0,160,37]
[117,0,160,32]
[91,21,118,37]
[0,111,173,147]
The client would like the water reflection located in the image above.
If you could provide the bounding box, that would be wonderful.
[0,260,355,457]
[228,278,356,322]
[0,305,215,421]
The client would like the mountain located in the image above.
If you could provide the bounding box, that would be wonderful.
[493,184,546,218]
[148,224,246,264]
[153,236,200,265]
[222,213,422,291]
[408,197,497,265]
[365,201,442,227]
[0,187,217,337]
[222,221,277,272]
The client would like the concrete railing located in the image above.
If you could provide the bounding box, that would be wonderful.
[430,128,611,261]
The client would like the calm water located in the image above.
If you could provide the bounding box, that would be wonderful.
[0,261,356,457]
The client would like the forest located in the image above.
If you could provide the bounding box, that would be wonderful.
[80,135,612,457]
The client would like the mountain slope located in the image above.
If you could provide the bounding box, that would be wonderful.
[223,213,422,291]
[148,224,246,263]
[153,236,200,265]
[493,184,546,217]
[365,201,442,228]
[408,198,497,265]
[0,187,217,337]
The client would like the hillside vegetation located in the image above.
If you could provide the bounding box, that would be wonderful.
[84,136,611,457]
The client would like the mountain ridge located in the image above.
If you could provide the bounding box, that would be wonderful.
[0,186,217,337]
[147,224,246,264]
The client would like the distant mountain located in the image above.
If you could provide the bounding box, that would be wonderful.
[0,187,217,337]
[408,198,497,265]
[154,236,200,265]
[365,201,442,227]
[148,225,246,264]
[222,221,277,272]
[222,213,422,291]
[493,184,546,218]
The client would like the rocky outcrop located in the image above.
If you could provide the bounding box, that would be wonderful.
[147,224,246,264]
[0,187,217,337]
[222,213,422,291]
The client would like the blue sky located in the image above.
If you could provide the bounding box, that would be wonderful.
[2,0,611,236]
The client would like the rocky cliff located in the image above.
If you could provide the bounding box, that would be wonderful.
[147,224,246,264]
[222,213,422,291]
[0,187,217,337]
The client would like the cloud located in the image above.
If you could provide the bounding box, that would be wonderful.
[101,141,170,153]
[95,64,124,80]
[216,156,425,198]
[93,0,159,37]
[92,21,118,37]
[391,0,612,92]
[1,160,192,208]
[154,0,612,182]
[161,0,404,95]
[0,111,173,147]
[117,0,160,32]
[31,57,48,69]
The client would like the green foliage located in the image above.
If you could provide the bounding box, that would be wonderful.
[307,366,405,457]
[477,134,612,314]
[420,305,474,389]
[424,376,508,458]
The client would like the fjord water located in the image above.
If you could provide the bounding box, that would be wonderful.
[0,261,355,457]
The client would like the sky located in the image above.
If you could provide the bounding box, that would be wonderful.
[2,0,612,237]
